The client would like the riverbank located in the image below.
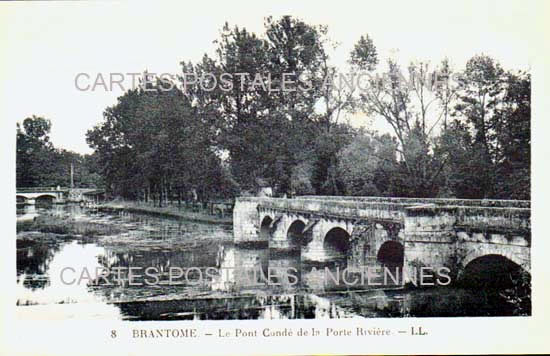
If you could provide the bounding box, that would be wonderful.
[99,200,233,226]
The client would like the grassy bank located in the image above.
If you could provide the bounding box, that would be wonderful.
[99,200,233,226]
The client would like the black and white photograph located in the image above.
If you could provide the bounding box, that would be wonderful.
[2,1,549,355]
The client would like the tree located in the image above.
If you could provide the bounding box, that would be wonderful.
[17,116,54,187]
[310,123,354,195]
[17,116,101,188]
[434,55,530,200]
[337,130,383,196]
[492,71,531,199]
[351,41,447,196]
[435,121,484,198]
[434,58,459,131]
[451,54,507,198]
[86,78,228,204]
[184,16,332,194]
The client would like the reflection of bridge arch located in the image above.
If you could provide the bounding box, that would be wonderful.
[460,254,529,288]
[286,220,306,248]
[323,227,351,261]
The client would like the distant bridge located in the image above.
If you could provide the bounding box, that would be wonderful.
[16,187,105,205]
[16,187,68,205]
[233,196,531,284]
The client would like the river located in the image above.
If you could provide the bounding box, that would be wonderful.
[16,204,528,320]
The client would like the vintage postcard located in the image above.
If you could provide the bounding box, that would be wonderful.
[1,0,549,355]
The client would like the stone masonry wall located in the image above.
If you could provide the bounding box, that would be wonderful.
[233,198,262,243]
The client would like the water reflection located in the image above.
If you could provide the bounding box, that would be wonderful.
[17,240,113,305]
[114,293,355,320]
[16,204,38,222]
[212,244,269,292]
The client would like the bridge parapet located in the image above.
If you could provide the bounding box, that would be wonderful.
[405,204,531,235]
[297,196,530,209]
[17,187,69,193]
[254,197,409,222]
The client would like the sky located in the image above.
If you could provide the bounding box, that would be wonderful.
[0,0,543,154]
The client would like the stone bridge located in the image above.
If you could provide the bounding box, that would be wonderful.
[16,187,68,205]
[233,196,531,284]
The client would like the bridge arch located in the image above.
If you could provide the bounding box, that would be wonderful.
[461,244,529,273]
[377,241,404,267]
[460,254,530,289]
[323,227,351,261]
[35,194,56,203]
[286,219,306,248]
[16,195,28,204]
[259,215,273,241]
[35,193,57,199]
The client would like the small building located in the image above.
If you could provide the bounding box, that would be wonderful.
[255,177,273,197]
[81,189,106,204]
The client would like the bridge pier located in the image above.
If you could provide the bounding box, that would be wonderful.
[301,218,353,263]
[269,214,298,250]
[401,205,458,284]
[234,199,265,244]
